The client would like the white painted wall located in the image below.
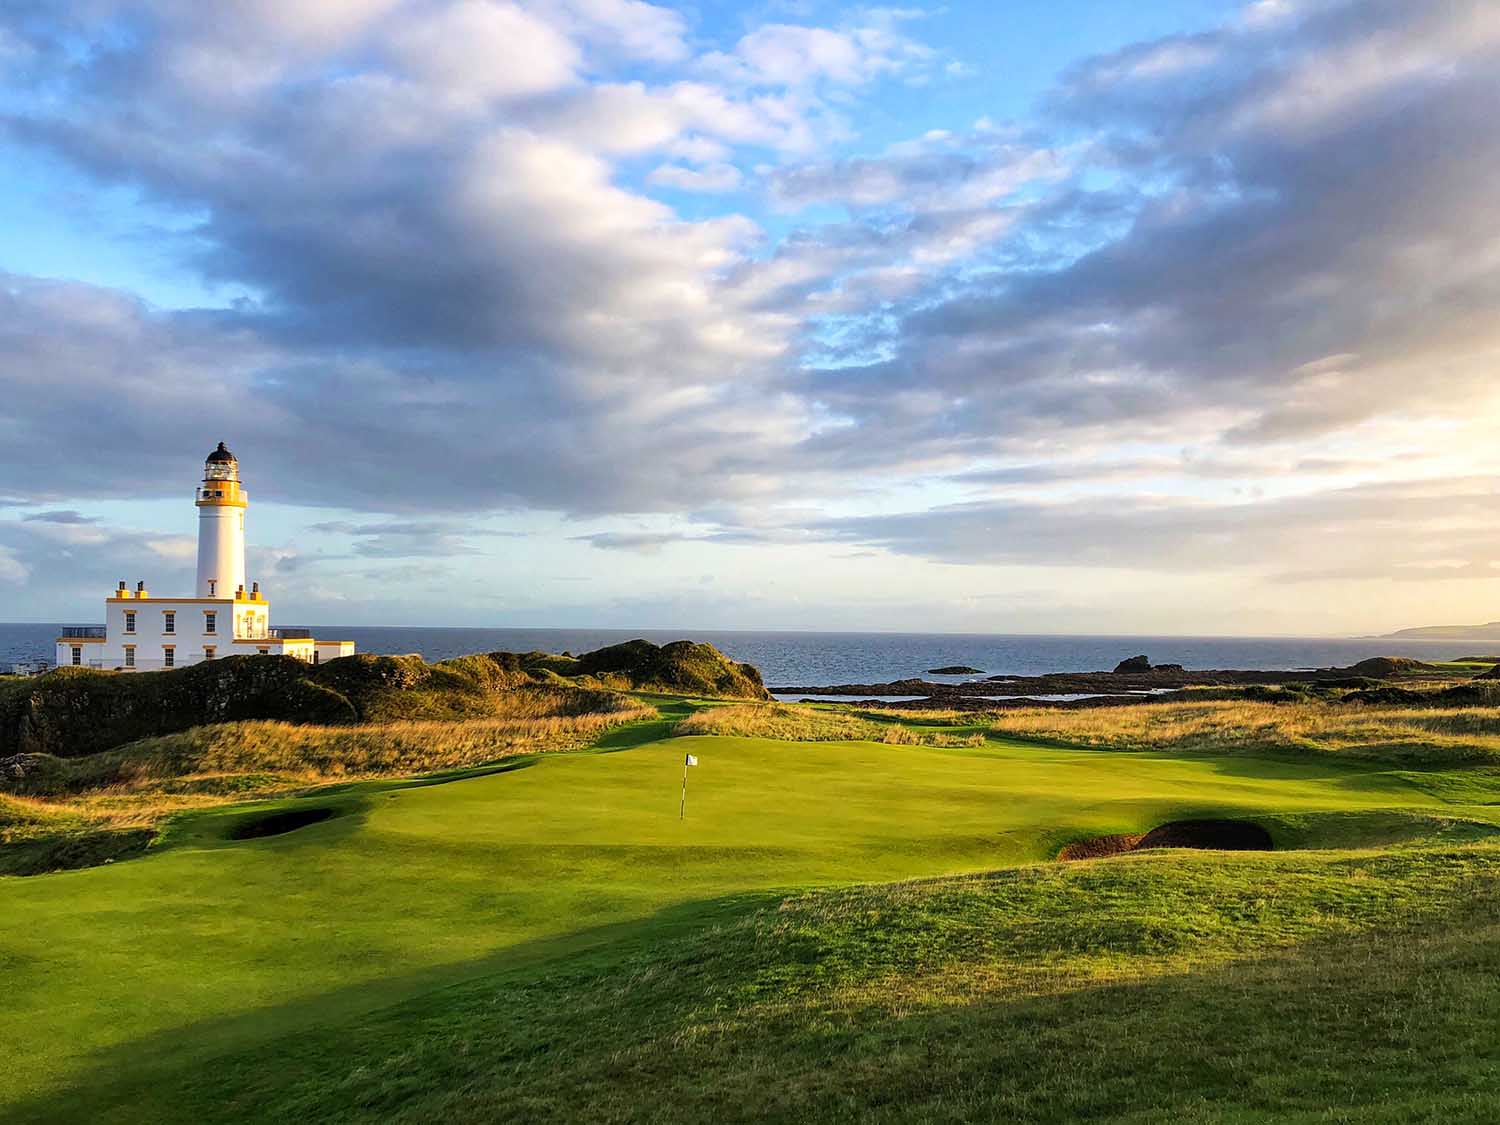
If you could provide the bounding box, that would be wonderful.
[196,504,247,597]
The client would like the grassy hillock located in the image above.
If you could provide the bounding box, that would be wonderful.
[528,639,769,699]
[0,640,764,759]
[80,846,1500,1124]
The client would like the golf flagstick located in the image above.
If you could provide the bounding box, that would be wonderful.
[680,752,697,819]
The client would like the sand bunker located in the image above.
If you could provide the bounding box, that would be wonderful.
[1059,819,1272,861]
[231,807,336,840]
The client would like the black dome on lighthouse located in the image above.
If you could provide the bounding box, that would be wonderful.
[206,442,237,464]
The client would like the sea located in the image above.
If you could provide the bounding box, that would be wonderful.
[1,623,1486,687]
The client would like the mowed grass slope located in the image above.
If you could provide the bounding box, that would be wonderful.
[5,726,1500,1120]
[100,848,1500,1124]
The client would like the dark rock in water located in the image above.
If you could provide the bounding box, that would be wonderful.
[1155,663,1185,674]
[926,665,984,675]
[1113,655,1152,674]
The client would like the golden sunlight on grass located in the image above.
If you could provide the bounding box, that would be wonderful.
[982,700,1500,764]
[675,702,985,747]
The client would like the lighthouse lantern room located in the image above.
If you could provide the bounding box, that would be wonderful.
[56,444,355,672]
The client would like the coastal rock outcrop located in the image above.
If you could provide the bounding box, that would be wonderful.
[0,640,768,759]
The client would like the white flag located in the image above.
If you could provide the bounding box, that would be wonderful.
[685,754,698,767]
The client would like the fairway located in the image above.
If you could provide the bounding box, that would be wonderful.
[0,731,1488,1119]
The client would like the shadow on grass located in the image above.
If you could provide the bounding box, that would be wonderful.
[16,862,1500,1123]
[2,889,783,1125]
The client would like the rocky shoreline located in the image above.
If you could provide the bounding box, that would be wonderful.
[769,656,1455,710]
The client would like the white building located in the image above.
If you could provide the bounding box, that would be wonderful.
[56,444,355,671]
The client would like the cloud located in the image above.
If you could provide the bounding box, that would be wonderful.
[0,545,28,583]
[2,0,1500,627]
[790,0,1500,479]
[573,531,691,553]
[808,477,1500,583]
[700,11,939,91]
[648,161,743,193]
[307,519,526,557]
[387,1,582,100]
[22,510,97,524]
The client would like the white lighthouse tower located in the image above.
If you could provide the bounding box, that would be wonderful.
[54,443,355,671]
[196,442,248,598]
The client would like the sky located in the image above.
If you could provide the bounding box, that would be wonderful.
[1,0,1498,635]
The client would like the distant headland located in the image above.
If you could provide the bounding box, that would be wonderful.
[1383,621,1500,641]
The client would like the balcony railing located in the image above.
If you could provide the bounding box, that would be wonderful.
[60,626,107,639]
[269,627,314,639]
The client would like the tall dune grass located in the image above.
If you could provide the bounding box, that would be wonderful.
[675,704,984,747]
[980,700,1500,764]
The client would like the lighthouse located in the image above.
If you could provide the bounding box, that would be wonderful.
[54,443,355,671]
[195,442,248,598]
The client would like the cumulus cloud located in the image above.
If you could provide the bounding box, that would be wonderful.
[387,1,582,100]
[1,0,1499,619]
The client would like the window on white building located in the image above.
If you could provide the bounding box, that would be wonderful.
[164,611,175,634]
[124,646,135,668]
[258,647,269,655]
[205,611,217,635]
[124,611,136,634]
[71,646,82,666]
[163,647,174,668]
[208,580,217,596]
[204,646,216,660]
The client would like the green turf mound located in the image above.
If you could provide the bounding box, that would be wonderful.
[0,826,155,877]
[1059,818,1273,860]
[534,639,770,699]
[25,846,1500,1123]
[1341,656,1436,677]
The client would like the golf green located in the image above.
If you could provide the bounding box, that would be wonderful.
[0,733,1473,1115]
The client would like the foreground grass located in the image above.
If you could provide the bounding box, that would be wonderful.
[6,731,1473,1114]
[21,844,1500,1123]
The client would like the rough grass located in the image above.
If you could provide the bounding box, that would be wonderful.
[980,699,1500,764]
[39,844,1500,1124]
[676,703,985,747]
